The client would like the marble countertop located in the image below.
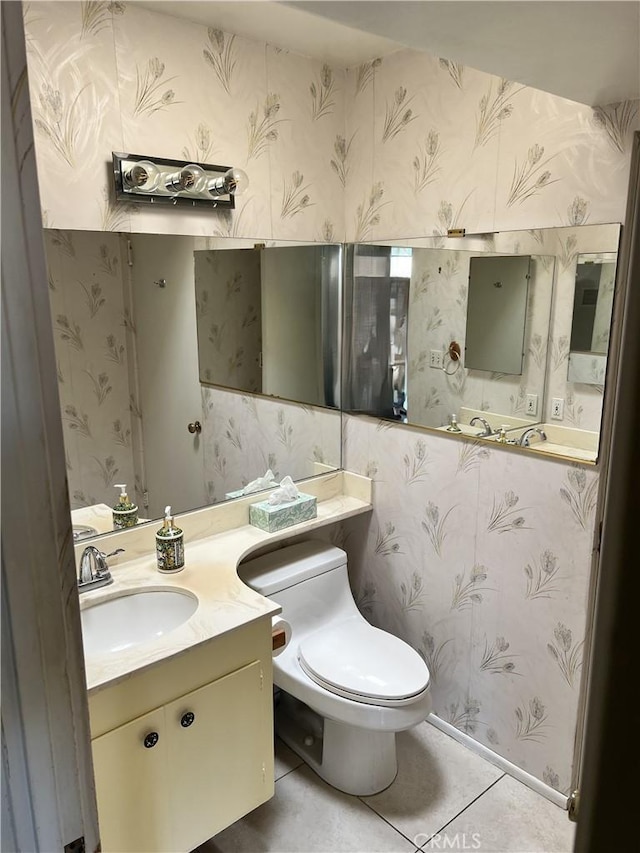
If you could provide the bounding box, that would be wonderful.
[72,503,150,537]
[79,472,372,695]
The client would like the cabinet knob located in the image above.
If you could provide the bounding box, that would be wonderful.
[187,421,202,434]
[143,731,159,748]
[180,711,195,728]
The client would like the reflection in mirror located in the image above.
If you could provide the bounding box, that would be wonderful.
[343,223,620,462]
[343,241,554,436]
[465,256,531,374]
[43,231,341,541]
[567,253,617,386]
[194,244,341,408]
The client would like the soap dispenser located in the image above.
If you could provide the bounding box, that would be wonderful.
[156,506,185,573]
[498,425,509,444]
[112,484,138,529]
[446,413,462,433]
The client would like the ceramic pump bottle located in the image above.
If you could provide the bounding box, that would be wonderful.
[112,484,138,529]
[155,505,185,573]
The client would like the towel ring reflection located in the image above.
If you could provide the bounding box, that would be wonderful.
[442,341,462,375]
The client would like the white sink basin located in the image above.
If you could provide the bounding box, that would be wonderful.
[81,589,198,655]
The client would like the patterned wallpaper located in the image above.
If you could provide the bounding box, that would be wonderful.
[194,248,262,392]
[343,50,638,242]
[338,51,634,793]
[201,386,342,505]
[341,414,597,795]
[25,0,638,800]
[24,1,346,241]
[43,229,138,509]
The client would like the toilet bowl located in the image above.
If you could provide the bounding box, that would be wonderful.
[238,540,431,795]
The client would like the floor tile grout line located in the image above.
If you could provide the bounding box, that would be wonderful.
[274,762,304,785]
[357,792,425,849]
[277,760,424,850]
[418,773,506,850]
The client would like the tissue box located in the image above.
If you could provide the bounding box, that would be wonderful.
[249,492,317,533]
[225,488,247,500]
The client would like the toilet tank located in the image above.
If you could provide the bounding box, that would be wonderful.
[238,541,347,596]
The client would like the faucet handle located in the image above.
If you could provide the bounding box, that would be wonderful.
[95,548,125,576]
[103,548,125,560]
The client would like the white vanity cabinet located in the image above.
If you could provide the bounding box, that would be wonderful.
[89,619,274,853]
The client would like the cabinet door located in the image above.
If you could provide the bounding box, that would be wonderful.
[92,706,170,853]
[166,660,274,851]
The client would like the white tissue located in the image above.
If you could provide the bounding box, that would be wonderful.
[242,468,277,495]
[267,475,299,505]
[271,616,292,657]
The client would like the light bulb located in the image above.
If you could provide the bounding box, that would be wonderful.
[224,167,249,196]
[166,164,206,194]
[207,166,250,197]
[123,160,159,193]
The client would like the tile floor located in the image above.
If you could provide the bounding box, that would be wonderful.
[197,721,575,853]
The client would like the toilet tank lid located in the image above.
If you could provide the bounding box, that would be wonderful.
[238,541,347,595]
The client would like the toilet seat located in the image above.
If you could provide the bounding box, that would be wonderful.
[297,619,430,707]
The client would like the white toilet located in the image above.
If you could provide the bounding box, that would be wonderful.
[239,540,431,795]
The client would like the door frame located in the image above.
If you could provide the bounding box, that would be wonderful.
[1,4,99,849]
[573,134,640,849]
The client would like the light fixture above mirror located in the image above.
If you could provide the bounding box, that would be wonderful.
[112,152,249,209]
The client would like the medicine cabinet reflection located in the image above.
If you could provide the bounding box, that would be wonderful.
[567,253,617,386]
[465,255,531,375]
[343,241,554,435]
[342,223,621,463]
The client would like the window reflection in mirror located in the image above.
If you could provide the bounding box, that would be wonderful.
[42,231,342,541]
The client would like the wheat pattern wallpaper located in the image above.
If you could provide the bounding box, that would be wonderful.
[343,48,637,242]
[341,414,597,795]
[200,386,341,505]
[24,1,346,240]
[24,0,639,802]
[43,229,139,509]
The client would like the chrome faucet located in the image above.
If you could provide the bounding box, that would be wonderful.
[470,416,494,437]
[78,546,125,592]
[518,427,547,447]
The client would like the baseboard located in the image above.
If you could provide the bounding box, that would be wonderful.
[426,713,570,810]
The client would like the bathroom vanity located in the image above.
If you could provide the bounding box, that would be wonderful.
[89,622,273,852]
[79,471,372,852]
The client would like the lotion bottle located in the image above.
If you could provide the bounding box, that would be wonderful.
[112,484,138,529]
[156,505,185,573]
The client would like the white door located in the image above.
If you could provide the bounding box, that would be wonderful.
[130,235,206,518]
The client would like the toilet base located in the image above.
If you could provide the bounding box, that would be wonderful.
[275,691,398,796]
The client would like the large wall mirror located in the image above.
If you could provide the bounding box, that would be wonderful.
[343,223,620,462]
[43,231,342,541]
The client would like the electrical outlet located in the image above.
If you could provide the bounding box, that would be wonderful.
[525,394,538,416]
[551,398,564,420]
[430,349,443,369]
